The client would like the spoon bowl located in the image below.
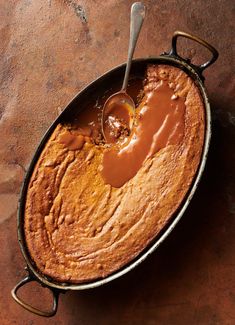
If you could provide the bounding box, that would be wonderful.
[102,92,135,144]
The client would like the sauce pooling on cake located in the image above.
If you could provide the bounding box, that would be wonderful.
[24,64,205,283]
[102,81,186,188]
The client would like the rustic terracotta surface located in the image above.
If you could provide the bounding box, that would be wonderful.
[0,0,234,324]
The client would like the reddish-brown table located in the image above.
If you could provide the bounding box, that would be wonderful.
[1,1,234,324]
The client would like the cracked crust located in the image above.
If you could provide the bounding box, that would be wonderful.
[24,65,205,283]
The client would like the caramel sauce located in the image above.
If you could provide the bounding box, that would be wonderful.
[59,78,185,188]
[101,81,185,188]
[59,132,85,150]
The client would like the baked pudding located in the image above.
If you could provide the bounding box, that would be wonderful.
[24,64,205,283]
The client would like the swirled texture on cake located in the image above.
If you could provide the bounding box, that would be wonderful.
[24,65,205,283]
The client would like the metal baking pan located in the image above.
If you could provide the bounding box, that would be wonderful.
[11,31,218,317]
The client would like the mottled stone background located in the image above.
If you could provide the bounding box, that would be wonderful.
[0,0,234,324]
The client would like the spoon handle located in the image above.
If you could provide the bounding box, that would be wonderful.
[121,2,146,91]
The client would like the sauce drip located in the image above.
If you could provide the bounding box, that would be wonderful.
[59,132,85,150]
[101,81,185,188]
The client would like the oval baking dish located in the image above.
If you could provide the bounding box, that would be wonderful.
[12,31,218,317]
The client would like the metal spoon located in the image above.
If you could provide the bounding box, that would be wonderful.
[101,2,146,143]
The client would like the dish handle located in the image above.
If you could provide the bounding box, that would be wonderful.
[169,30,219,74]
[11,272,60,317]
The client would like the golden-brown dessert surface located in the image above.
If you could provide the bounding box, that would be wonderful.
[24,64,205,283]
